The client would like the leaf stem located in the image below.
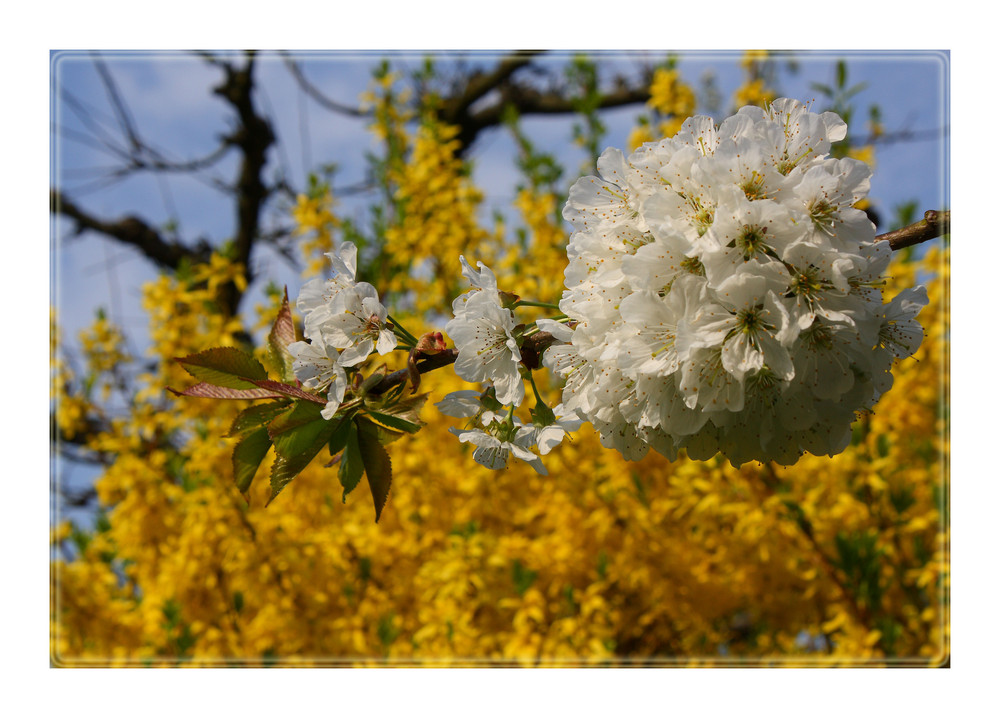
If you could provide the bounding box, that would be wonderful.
[522,315,569,338]
[514,300,562,311]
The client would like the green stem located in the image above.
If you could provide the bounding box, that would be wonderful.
[514,300,562,311]
[503,404,516,431]
[527,371,556,425]
[522,315,569,338]
[528,371,546,406]
[387,313,419,345]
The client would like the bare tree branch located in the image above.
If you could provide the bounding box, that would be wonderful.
[368,349,458,396]
[876,210,950,251]
[366,331,557,397]
[51,189,212,270]
[431,51,653,155]
[91,52,144,154]
[52,51,282,318]
[209,51,277,313]
[280,52,371,117]
[437,51,543,123]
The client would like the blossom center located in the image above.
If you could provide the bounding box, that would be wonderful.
[734,224,772,260]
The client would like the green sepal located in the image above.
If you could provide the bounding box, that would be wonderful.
[176,347,268,389]
[338,420,365,500]
[530,401,557,428]
[232,426,273,500]
[357,419,392,523]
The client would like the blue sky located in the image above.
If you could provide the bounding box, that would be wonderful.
[52,50,949,349]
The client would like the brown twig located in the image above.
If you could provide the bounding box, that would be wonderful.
[368,349,459,396]
[366,330,559,397]
[876,210,950,252]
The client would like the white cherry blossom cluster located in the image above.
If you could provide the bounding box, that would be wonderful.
[441,259,583,474]
[289,241,397,419]
[544,98,928,466]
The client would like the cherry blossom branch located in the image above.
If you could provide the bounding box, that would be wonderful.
[365,327,562,398]
[368,349,459,396]
[361,208,952,400]
[876,210,950,251]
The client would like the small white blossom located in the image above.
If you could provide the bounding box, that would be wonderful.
[297,241,361,340]
[446,261,525,406]
[531,404,585,456]
[288,339,348,420]
[435,390,505,426]
[322,283,397,367]
[454,424,548,475]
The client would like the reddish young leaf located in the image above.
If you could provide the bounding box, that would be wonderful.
[249,379,327,405]
[267,288,298,382]
[168,383,286,400]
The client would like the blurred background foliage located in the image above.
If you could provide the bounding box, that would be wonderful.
[51,50,948,666]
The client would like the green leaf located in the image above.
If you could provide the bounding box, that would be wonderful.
[358,418,406,446]
[267,288,298,382]
[232,427,272,498]
[268,401,326,438]
[271,415,334,460]
[876,433,891,459]
[327,415,354,457]
[365,409,422,435]
[809,81,834,98]
[339,420,365,500]
[844,82,868,100]
[228,401,290,437]
[267,420,336,506]
[358,421,392,523]
[176,347,268,389]
[368,393,428,426]
[511,559,538,597]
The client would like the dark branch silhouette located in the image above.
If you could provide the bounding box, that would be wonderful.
[52,51,277,317]
[51,189,213,270]
[281,53,371,118]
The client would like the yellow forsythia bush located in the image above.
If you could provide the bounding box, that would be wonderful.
[51,237,947,667]
[51,67,947,666]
